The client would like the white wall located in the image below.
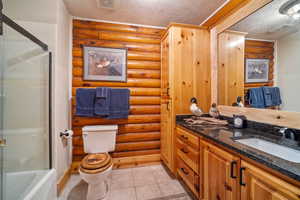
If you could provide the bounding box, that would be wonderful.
[277,30,300,112]
[53,0,72,181]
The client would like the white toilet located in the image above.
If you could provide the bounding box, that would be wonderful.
[79,125,118,200]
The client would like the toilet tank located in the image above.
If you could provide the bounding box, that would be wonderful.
[82,125,118,154]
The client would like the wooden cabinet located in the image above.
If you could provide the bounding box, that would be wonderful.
[161,24,211,173]
[176,128,200,197]
[240,161,300,200]
[218,30,246,106]
[201,140,240,200]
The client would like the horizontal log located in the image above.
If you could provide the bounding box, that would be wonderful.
[245,53,274,60]
[73,141,160,155]
[73,39,160,53]
[72,87,160,96]
[72,78,161,88]
[73,48,160,61]
[245,40,274,48]
[73,58,160,70]
[72,96,160,106]
[73,20,164,36]
[72,105,160,115]
[111,149,160,158]
[73,29,99,39]
[72,114,160,126]
[116,141,161,152]
[73,67,160,79]
[116,132,160,143]
[245,47,274,54]
[73,131,160,146]
[99,31,161,44]
[72,123,161,136]
[127,60,161,70]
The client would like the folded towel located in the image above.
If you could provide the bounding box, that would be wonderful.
[262,87,273,107]
[96,87,110,98]
[272,87,282,106]
[108,89,130,119]
[76,88,96,117]
[249,88,266,108]
[94,87,111,116]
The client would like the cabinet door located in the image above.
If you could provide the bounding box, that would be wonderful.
[202,141,240,200]
[161,34,170,100]
[241,161,300,200]
[160,100,172,167]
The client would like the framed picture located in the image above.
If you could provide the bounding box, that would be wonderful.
[83,46,127,82]
[245,59,269,83]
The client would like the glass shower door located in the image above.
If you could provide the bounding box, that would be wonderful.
[0,17,51,200]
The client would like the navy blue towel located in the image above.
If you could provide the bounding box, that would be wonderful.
[108,89,130,119]
[249,88,265,108]
[262,87,273,107]
[95,87,111,116]
[76,88,96,117]
[272,87,282,106]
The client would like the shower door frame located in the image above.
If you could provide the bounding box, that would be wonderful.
[0,2,53,198]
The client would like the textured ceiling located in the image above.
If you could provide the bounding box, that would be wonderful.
[63,0,227,27]
[230,0,300,40]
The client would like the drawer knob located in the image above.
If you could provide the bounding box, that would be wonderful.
[180,167,189,175]
[180,148,189,154]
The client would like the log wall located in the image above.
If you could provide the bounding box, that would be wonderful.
[244,40,274,93]
[72,19,163,164]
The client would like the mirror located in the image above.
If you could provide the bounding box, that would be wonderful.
[217,0,300,112]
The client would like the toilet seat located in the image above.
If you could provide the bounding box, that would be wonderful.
[80,153,113,174]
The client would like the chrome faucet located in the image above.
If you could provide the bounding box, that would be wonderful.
[279,127,295,140]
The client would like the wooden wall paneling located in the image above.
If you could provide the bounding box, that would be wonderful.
[72,20,162,166]
[209,0,272,103]
[218,105,300,129]
[218,31,246,106]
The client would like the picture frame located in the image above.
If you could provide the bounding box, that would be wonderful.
[245,58,269,83]
[83,46,127,82]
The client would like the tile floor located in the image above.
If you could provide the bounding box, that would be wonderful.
[59,164,193,200]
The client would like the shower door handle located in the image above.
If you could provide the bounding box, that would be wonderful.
[0,139,7,147]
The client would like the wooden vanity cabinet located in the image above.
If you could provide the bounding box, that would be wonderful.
[240,161,300,200]
[176,127,200,197]
[201,140,240,200]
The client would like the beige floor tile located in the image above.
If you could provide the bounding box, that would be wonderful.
[158,180,186,197]
[133,170,156,186]
[135,184,162,200]
[112,168,132,177]
[109,188,137,200]
[111,173,134,190]
[153,168,174,184]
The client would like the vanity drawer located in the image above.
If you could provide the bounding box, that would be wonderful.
[177,157,199,197]
[176,138,199,174]
[176,128,199,150]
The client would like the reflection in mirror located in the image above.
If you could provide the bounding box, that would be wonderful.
[218,0,300,112]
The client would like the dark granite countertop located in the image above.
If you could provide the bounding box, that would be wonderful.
[176,115,300,182]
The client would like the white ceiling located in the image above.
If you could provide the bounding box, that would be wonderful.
[63,0,227,27]
[230,0,300,40]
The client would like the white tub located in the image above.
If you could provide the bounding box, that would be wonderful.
[4,169,57,200]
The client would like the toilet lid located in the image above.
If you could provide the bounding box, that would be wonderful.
[81,153,111,170]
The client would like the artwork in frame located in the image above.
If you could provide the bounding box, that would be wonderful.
[83,46,127,82]
[245,59,269,83]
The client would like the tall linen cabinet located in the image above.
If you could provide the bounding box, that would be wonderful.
[160,24,211,173]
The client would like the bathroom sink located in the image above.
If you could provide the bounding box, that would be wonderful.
[235,138,300,163]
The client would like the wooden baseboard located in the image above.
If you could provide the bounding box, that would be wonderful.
[71,154,161,173]
[57,167,72,196]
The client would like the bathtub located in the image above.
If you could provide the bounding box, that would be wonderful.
[4,169,57,200]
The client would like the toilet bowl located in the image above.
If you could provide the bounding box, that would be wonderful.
[78,125,118,200]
